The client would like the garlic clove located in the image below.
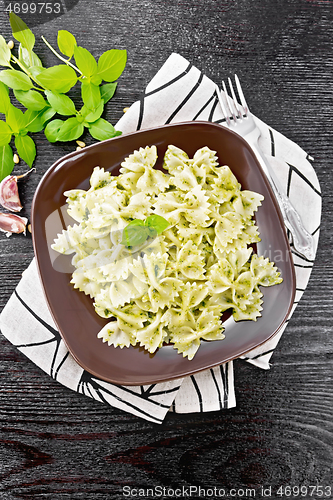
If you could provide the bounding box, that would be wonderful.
[0,213,28,237]
[0,175,23,212]
[0,169,35,212]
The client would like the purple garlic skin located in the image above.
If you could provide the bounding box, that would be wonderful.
[0,213,28,237]
[0,175,23,212]
[0,169,35,212]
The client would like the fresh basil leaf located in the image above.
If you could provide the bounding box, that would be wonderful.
[0,82,11,115]
[146,226,158,238]
[44,119,63,142]
[125,219,145,228]
[40,106,57,124]
[15,134,36,167]
[73,46,97,78]
[84,101,104,123]
[29,66,44,79]
[23,108,48,133]
[90,74,102,86]
[0,143,15,181]
[14,89,47,110]
[0,35,12,68]
[81,81,101,109]
[31,51,43,68]
[120,215,169,247]
[37,65,77,93]
[0,69,32,91]
[0,120,12,146]
[100,82,117,104]
[145,214,169,234]
[146,227,157,238]
[57,30,77,58]
[18,44,43,68]
[9,13,35,53]
[6,104,25,133]
[121,219,147,247]
[79,104,91,118]
[97,49,127,82]
[56,116,84,142]
[124,227,149,247]
[45,90,76,116]
[89,118,118,141]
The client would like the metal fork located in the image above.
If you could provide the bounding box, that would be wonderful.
[217,75,315,261]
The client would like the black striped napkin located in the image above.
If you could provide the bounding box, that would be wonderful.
[0,53,321,423]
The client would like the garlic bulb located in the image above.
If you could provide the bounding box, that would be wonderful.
[0,213,28,237]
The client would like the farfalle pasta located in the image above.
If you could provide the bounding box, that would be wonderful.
[52,145,282,360]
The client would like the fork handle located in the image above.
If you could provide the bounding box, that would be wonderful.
[250,144,316,261]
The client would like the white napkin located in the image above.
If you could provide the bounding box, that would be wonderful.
[0,53,321,423]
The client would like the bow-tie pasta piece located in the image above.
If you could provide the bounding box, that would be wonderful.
[97,321,135,349]
[176,240,206,280]
[119,145,169,195]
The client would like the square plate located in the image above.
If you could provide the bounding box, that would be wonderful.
[31,122,296,385]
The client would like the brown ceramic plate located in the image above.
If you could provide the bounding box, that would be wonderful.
[31,122,296,386]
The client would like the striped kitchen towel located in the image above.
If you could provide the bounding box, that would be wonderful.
[0,53,321,423]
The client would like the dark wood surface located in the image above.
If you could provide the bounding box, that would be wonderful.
[0,1,332,498]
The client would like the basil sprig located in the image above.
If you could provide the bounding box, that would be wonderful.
[121,215,170,248]
[0,13,127,181]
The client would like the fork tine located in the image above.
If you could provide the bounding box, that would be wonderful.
[234,74,249,116]
[222,80,237,123]
[228,77,242,118]
[216,85,231,125]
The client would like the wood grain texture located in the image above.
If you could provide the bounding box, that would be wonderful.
[0,0,332,498]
